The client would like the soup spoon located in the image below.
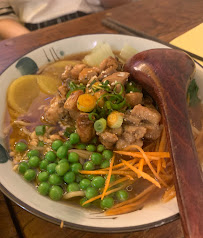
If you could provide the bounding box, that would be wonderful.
[124,49,203,238]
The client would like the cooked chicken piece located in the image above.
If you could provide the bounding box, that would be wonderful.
[61,65,73,80]
[64,90,83,111]
[68,110,81,121]
[124,125,146,140]
[99,56,118,71]
[141,123,163,140]
[78,67,98,85]
[98,66,117,81]
[108,127,123,136]
[76,113,95,143]
[124,112,141,125]
[115,138,143,150]
[125,92,143,107]
[99,131,118,149]
[44,96,66,124]
[102,72,129,92]
[71,64,87,79]
[131,104,161,125]
[58,85,68,99]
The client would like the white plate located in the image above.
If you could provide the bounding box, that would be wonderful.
[0,34,202,232]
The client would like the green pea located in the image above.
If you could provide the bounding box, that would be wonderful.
[49,174,63,185]
[56,145,68,159]
[91,152,102,165]
[75,174,85,183]
[35,125,46,136]
[18,162,29,174]
[86,144,96,152]
[97,144,105,153]
[58,159,69,164]
[64,127,75,138]
[100,160,110,169]
[91,176,105,189]
[38,141,44,147]
[64,171,75,184]
[83,161,95,171]
[27,150,39,159]
[38,182,50,196]
[28,156,40,168]
[75,143,86,150]
[52,140,63,151]
[85,187,98,199]
[15,142,27,152]
[39,160,49,171]
[69,133,80,144]
[47,163,57,174]
[49,185,63,201]
[70,163,82,174]
[80,197,90,208]
[67,182,80,192]
[116,190,129,202]
[55,162,69,176]
[63,140,72,150]
[45,151,57,162]
[68,152,79,163]
[90,137,98,144]
[86,174,95,180]
[24,169,36,181]
[38,171,49,182]
[100,196,114,209]
[79,179,91,190]
[104,174,116,183]
[102,150,113,160]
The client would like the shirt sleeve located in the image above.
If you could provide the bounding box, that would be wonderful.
[85,0,101,6]
[0,0,19,21]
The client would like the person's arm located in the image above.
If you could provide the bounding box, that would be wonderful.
[0,18,30,39]
[100,0,132,9]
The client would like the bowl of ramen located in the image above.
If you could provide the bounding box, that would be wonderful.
[0,34,202,232]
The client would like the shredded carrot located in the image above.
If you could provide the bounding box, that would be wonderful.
[125,145,168,187]
[110,184,156,209]
[126,175,134,180]
[108,176,130,188]
[101,158,138,171]
[80,170,135,176]
[121,159,161,188]
[105,192,152,216]
[114,151,170,159]
[82,182,129,206]
[162,185,176,203]
[162,158,166,168]
[138,158,144,178]
[157,159,162,174]
[101,155,115,200]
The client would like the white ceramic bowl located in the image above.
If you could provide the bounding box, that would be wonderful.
[0,34,202,232]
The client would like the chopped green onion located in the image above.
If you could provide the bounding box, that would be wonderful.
[110,99,126,110]
[35,125,46,136]
[113,83,124,95]
[88,112,99,121]
[94,118,107,133]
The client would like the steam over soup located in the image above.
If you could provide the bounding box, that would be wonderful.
[3,44,203,215]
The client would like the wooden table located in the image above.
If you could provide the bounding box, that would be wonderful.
[0,0,202,237]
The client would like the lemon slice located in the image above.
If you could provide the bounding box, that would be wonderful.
[37,75,62,95]
[41,60,80,79]
[7,75,40,114]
